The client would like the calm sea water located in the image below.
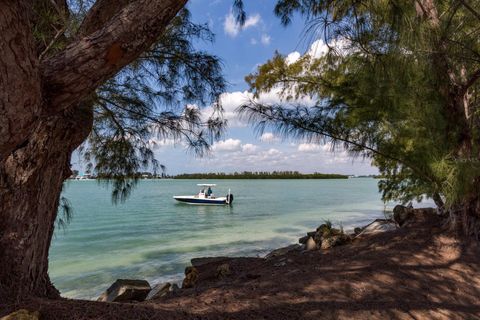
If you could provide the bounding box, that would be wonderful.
[50,178,395,299]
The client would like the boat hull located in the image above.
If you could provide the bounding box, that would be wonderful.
[173,196,228,205]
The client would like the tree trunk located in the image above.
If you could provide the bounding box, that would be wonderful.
[0,104,92,302]
[450,182,480,239]
[0,1,42,160]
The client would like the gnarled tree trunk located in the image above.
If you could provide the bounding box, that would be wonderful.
[0,105,92,301]
[0,0,187,301]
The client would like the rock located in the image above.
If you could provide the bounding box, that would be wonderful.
[266,244,301,259]
[316,224,329,234]
[273,261,287,267]
[146,282,171,300]
[320,234,350,250]
[170,283,180,293]
[305,237,317,251]
[1,310,39,320]
[216,263,231,278]
[314,224,342,244]
[97,279,151,302]
[191,257,230,267]
[313,232,321,244]
[354,227,363,235]
[393,205,414,226]
[298,235,309,244]
[357,220,396,237]
[182,266,199,288]
[306,231,317,237]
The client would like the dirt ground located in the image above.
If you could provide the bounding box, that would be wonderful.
[3,210,480,319]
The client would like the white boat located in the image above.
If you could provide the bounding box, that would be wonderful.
[173,184,233,205]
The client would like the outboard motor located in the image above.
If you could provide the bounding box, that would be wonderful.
[226,190,234,205]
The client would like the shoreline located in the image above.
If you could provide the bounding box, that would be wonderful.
[68,212,393,301]
[3,206,480,319]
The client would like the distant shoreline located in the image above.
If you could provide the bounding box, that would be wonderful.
[173,172,350,179]
[68,171,381,180]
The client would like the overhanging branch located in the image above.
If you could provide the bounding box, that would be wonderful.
[42,0,187,114]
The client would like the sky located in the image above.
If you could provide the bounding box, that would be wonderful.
[75,0,378,176]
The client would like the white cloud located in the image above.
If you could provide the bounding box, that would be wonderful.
[241,143,258,153]
[147,137,177,151]
[212,138,242,152]
[260,34,271,45]
[223,12,239,37]
[298,143,321,153]
[285,52,301,65]
[244,14,261,28]
[250,38,258,45]
[223,12,262,38]
[259,132,279,143]
[307,38,351,59]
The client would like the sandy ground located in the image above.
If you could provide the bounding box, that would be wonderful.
[3,210,480,319]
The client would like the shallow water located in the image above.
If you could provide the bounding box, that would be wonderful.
[50,178,397,299]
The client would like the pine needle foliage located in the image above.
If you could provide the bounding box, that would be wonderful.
[46,4,229,203]
[239,0,480,217]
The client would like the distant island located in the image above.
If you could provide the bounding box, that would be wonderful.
[68,170,383,180]
[173,171,349,179]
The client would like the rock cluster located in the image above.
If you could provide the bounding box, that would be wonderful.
[393,204,414,226]
[98,279,182,303]
[97,279,151,302]
[299,223,351,250]
[146,282,180,300]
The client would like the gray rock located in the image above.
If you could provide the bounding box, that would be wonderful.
[170,283,180,292]
[354,227,363,235]
[298,235,309,244]
[357,220,396,237]
[190,257,230,267]
[320,234,350,250]
[266,244,301,259]
[306,231,317,237]
[146,282,171,300]
[393,205,414,226]
[97,279,151,302]
[305,237,317,251]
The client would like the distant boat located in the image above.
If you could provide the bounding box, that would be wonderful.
[173,184,233,205]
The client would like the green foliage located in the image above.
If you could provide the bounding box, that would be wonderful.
[56,195,73,233]
[174,171,348,179]
[241,1,480,209]
[71,8,227,203]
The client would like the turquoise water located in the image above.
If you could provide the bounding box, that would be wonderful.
[50,178,392,299]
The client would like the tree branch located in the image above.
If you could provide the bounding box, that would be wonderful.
[239,103,436,184]
[41,0,187,114]
[77,0,131,36]
[458,0,480,22]
[459,68,480,96]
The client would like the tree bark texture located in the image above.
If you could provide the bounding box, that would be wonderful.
[0,105,93,301]
[0,0,187,301]
[0,1,42,161]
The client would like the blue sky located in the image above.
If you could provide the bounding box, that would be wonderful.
[143,0,377,176]
[74,1,378,176]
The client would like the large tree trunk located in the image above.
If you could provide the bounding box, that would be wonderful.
[450,182,480,240]
[0,105,92,301]
[0,0,188,302]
